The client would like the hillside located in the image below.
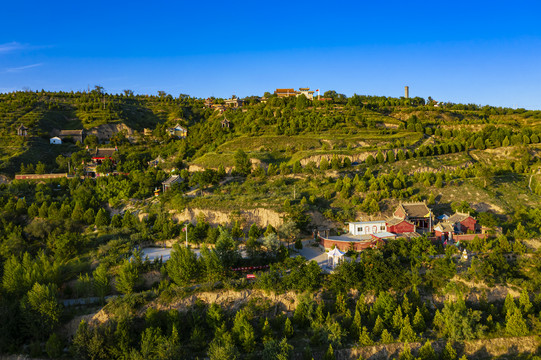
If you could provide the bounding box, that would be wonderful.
[1,90,541,359]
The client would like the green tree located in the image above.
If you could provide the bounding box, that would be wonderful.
[115,259,140,294]
[93,263,110,301]
[380,329,394,344]
[166,244,199,286]
[21,283,61,340]
[248,223,260,239]
[324,344,335,360]
[376,150,385,164]
[234,149,251,176]
[412,307,426,333]
[278,221,300,249]
[320,158,329,171]
[208,326,238,360]
[284,317,294,338]
[505,308,528,336]
[94,208,109,228]
[442,341,457,360]
[215,228,240,267]
[418,340,437,360]
[45,333,63,359]
[83,208,95,225]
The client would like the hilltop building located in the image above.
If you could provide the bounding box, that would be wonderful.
[49,137,62,145]
[274,88,315,100]
[17,124,28,136]
[89,147,117,164]
[167,123,187,138]
[221,117,230,128]
[393,201,434,232]
[224,96,243,108]
[162,175,183,192]
[59,129,84,143]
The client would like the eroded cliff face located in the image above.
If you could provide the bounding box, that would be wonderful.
[170,207,283,228]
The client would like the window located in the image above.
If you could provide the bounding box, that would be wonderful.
[373,226,377,233]
[357,227,361,233]
[380,225,385,230]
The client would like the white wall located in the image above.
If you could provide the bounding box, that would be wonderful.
[349,222,387,235]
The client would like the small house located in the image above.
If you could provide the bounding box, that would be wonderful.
[143,128,153,136]
[434,222,455,241]
[224,97,243,108]
[221,117,230,128]
[386,216,416,234]
[166,123,187,138]
[162,175,183,192]
[393,201,434,232]
[50,137,62,145]
[17,124,28,136]
[348,220,387,236]
[59,129,84,143]
[89,147,117,164]
[447,211,477,233]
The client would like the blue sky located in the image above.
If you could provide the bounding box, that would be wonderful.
[1,1,541,109]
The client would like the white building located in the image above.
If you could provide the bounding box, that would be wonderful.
[348,220,387,236]
[50,136,62,145]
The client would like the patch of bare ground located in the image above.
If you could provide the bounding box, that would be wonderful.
[444,276,521,303]
[472,202,505,214]
[332,336,540,360]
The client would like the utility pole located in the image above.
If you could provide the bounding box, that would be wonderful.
[185,223,188,248]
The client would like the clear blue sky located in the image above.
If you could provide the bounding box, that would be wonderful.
[1,1,541,109]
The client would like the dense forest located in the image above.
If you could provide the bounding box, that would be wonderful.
[0,88,541,359]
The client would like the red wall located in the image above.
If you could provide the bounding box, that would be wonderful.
[454,233,489,241]
[459,217,477,233]
[387,220,415,234]
[393,208,406,218]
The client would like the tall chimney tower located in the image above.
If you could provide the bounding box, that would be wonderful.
[405,86,409,99]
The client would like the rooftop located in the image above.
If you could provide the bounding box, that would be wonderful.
[398,201,432,218]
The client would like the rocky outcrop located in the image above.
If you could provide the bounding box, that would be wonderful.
[87,123,134,142]
[171,207,283,228]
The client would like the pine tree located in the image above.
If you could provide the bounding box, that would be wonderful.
[418,340,437,360]
[262,317,272,343]
[503,293,517,321]
[376,150,385,164]
[442,341,457,360]
[320,158,329,171]
[358,326,373,347]
[412,307,426,333]
[93,263,110,301]
[398,343,414,360]
[115,259,139,294]
[94,208,109,228]
[352,309,362,338]
[392,305,404,334]
[380,329,394,344]
[398,315,418,342]
[284,317,294,338]
[505,308,528,336]
[519,290,533,314]
[502,136,510,147]
[324,344,335,360]
[372,315,384,337]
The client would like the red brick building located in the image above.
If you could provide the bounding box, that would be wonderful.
[393,201,434,232]
[386,216,416,234]
[447,212,477,233]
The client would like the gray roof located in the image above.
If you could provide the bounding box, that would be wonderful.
[162,175,183,185]
[398,202,431,218]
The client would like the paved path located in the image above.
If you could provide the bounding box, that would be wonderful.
[139,247,201,262]
[290,239,331,271]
